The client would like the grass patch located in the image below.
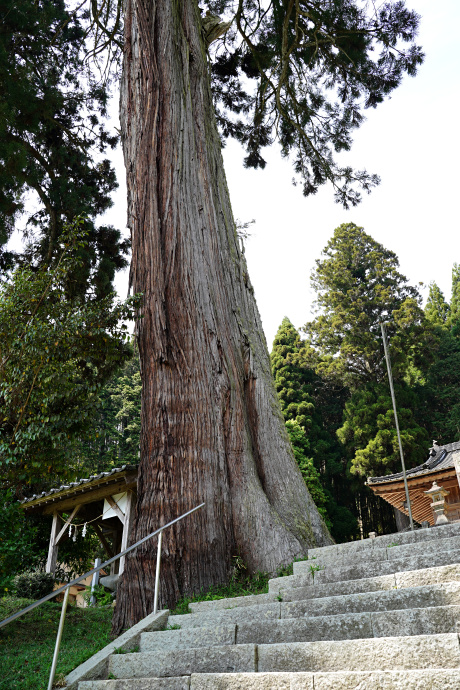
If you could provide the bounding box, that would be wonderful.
[0,596,112,690]
[170,569,271,615]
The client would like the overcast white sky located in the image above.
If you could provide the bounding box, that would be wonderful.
[106,0,459,348]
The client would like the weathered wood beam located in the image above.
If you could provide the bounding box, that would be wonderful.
[106,495,126,524]
[46,512,61,574]
[55,505,81,545]
[41,479,132,514]
[119,491,136,575]
[23,471,138,514]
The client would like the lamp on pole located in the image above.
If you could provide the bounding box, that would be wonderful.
[380,321,414,531]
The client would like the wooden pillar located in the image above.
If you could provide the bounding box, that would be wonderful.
[46,512,62,574]
[119,491,135,575]
[46,505,81,574]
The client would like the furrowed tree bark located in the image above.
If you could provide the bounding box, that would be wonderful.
[113,0,332,633]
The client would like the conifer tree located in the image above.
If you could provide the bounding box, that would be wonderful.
[0,0,127,294]
[425,282,450,327]
[305,223,432,480]
[450,264,460,325]
[271,318,357,541]
[304,223,430,389]
[338,383,429,477]
[422,317,460,443]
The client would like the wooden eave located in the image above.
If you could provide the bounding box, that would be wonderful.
[369,467,458,526]
[21,469,138,515]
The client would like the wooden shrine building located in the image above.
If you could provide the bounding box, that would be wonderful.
[368,441,460,526]
[20,465,138,576]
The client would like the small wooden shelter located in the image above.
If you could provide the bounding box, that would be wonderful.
[20,465,138,575]
[368,441,460,526]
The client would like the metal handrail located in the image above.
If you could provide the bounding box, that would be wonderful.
[0,502,205,689]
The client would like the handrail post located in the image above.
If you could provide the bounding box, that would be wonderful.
[47,585,70,690]
[153,530,163,615]
[90,557,102,606]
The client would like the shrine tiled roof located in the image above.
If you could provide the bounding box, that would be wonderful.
[20,464,138,507]
[367,441,460,486]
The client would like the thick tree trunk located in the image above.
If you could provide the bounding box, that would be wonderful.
[113,0,332,633]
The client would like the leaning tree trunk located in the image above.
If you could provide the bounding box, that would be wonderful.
[113,0,332,633]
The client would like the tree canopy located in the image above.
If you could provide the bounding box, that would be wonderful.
[0,0,128,295]
[271,317,357,541]
[205,0,423,206]
[303,222,432,388]
[0,219,140,492]
[425,282,450,327]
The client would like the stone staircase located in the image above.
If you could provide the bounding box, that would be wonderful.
[78,522,460,689]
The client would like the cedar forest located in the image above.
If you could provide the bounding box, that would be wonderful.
[0,0,459,605]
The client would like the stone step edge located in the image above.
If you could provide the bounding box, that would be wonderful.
[270,562,460,594]
[172,578,460,623]
[108,633,460,679]
[181,561,460,617]
[308,522,460,559]
[78,668,460,689]
[303,534,460,567]
[141,604,460,653]
[148,600,460,637]
[293,546,460,576]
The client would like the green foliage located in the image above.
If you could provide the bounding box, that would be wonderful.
[74,346,142,475]
[0,0,128,293]
[0,491,45,589]
[170,557,270,615]
[450,264,460,325]
[271,317,358,541]
[0,218,141,489]
[12,571,55,600]
[425,282,450,327]
[421,318,460,442]
[206,0,423,206]
[303,223,431,389]
[285,419,331,528]
[338,383,429,477]
[83,584,113,607]
[0,597,112,690]
[271,317,317,429]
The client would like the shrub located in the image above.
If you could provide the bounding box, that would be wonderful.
[82,584,113,607]
[13,570,55,600]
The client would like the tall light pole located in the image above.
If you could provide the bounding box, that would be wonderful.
[380,321,414,531]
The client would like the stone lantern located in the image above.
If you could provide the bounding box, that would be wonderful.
[424,481,450,525]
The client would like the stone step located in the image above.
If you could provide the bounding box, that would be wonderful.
[109,643,257,679]
[237,605,460,644]
[306,534,460,568]
[269,562,460,595]
[307,522,460,560]
[275,574,396,600]
[108,633,460,679]
[140,625,236,652]
[281,581,460,618]
[269,563,460,601]
[78,669,460,689]
[256,633,460,673]
[168,603,281,629]
[168,562,460,620]
[169,581,460,630]
[142,603,460,649]
[189,592,278,613]
[292,548,460,584]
